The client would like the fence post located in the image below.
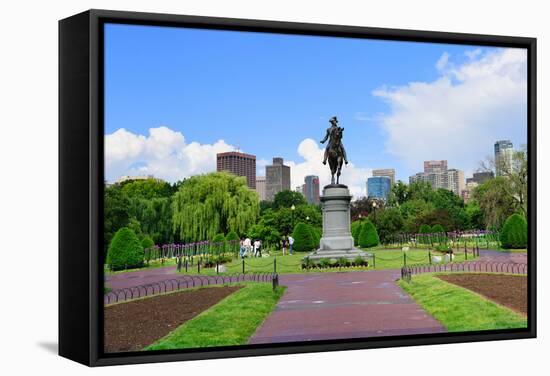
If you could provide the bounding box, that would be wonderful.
[373,254,376,269]
[242,259,245,274]
[216,260,219,275]
[403,252,407,267]
[429,251,432,265]
[274,257,277,273]
[465,247,468,260]
[185,258,188,273]
[198,257,201,274]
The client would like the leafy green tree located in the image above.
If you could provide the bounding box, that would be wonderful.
[500,214,527,249]
[172,172,259,241]
[292,222,315,252]
[358,220,379,248]
[400,199,435,232]
[120,179,172,200]
[465,202,484,230]
[272,190,307,210]
[473,177,517,229]
[372,208,404,244]
[391,180,410,206]
[211,233,226,254]
[225,230,240,254]
[104,185,130,252]
[408,181,435,202]
[247,223,280,249]
[106,227,144,271]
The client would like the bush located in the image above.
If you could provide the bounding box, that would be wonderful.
[107,227,144,271]
[292,222,315,252]
[358,220,379,248]
[318,258,331,268]
[225,230,240,253]
[337,257,350,267]
[141,236,155,250]
[351,220,363,246]
[211,233,226,254]
[431,224,445,233]
[419,224,431,244]
[500,214,527,249]
[310,226,321,249]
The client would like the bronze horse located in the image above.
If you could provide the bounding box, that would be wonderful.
[327,127,345,185]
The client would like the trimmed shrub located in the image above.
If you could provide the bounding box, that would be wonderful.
[310,226,321,249]
[211,233,226,254]
[225,230,240,253]
[419,224,431,244]
[292,222,315,252]
[500,214,527,249]
[431,224,445,233]
[358,220,379,248]
[107,227,144,271]
[351,220,363,246]
[141,236,154,250]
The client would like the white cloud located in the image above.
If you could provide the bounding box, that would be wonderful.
[373,48,527,177]
[286,138,371,199]
[105,126,234,182]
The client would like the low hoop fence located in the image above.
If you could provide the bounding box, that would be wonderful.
[104,272,278,305]
[400,261,527,282]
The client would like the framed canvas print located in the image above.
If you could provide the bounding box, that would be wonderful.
[59,9,536,366]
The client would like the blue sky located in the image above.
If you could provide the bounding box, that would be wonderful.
[104,23,527,196]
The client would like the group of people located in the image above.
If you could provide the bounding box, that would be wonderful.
[238,235,295,258]
[239,238,262,258]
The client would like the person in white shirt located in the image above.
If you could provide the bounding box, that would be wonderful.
[243,237,252,257]
[288,235,294,255]
[253,239,261,257]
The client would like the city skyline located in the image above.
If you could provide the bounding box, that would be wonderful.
[104,23,528,197]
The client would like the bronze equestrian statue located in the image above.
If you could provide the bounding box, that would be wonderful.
[320,116,348,185]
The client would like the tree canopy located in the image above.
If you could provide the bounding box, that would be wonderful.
[172,172,259,242]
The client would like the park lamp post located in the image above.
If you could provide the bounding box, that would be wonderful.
[372,201,378,222]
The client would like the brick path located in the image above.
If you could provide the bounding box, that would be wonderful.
[249,270,445,344]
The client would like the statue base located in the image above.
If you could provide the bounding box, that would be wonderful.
[307,184,366,261]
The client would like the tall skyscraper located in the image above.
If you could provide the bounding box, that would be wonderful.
[303,175,320,205]
[216,151,256,189]
[372,168,396,185]
[265,157,291,201]
[494,140,514,176]
[424,160,448,173]
[447,168,465,196]
[367,176,392,201]
[255,176,266,201]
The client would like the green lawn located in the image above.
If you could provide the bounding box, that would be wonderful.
[177,248,478,275]
[146,283,285,350]
[398,273,527,332]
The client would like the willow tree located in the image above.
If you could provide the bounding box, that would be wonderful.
[172,172,259,241]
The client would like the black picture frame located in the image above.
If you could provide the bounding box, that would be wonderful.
[59,9,537,367]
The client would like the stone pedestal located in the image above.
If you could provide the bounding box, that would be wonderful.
[308,184,366,260]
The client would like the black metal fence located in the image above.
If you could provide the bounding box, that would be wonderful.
[104,272,278,305]
[400,261,528,281]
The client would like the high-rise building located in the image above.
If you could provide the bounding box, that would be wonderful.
[494,140,514,176]
[409,160,463,196]
[424,160,448,173]
[447,168,465,196]
[372,168,396,185]
[466,171,495,185]
[265,157,291,201]
[255,176,266,201]
[367,176,392,201]
[216,151,256,189]
[303,175,320,205]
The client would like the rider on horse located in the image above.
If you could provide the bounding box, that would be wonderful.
[320,116,349,165]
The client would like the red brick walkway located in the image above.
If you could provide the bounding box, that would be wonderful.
[249,270,445,344]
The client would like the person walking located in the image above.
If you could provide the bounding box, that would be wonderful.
[282,236,287,256]
[288,235,294,255]
[253,239,261,257]
[239,238,246,259]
